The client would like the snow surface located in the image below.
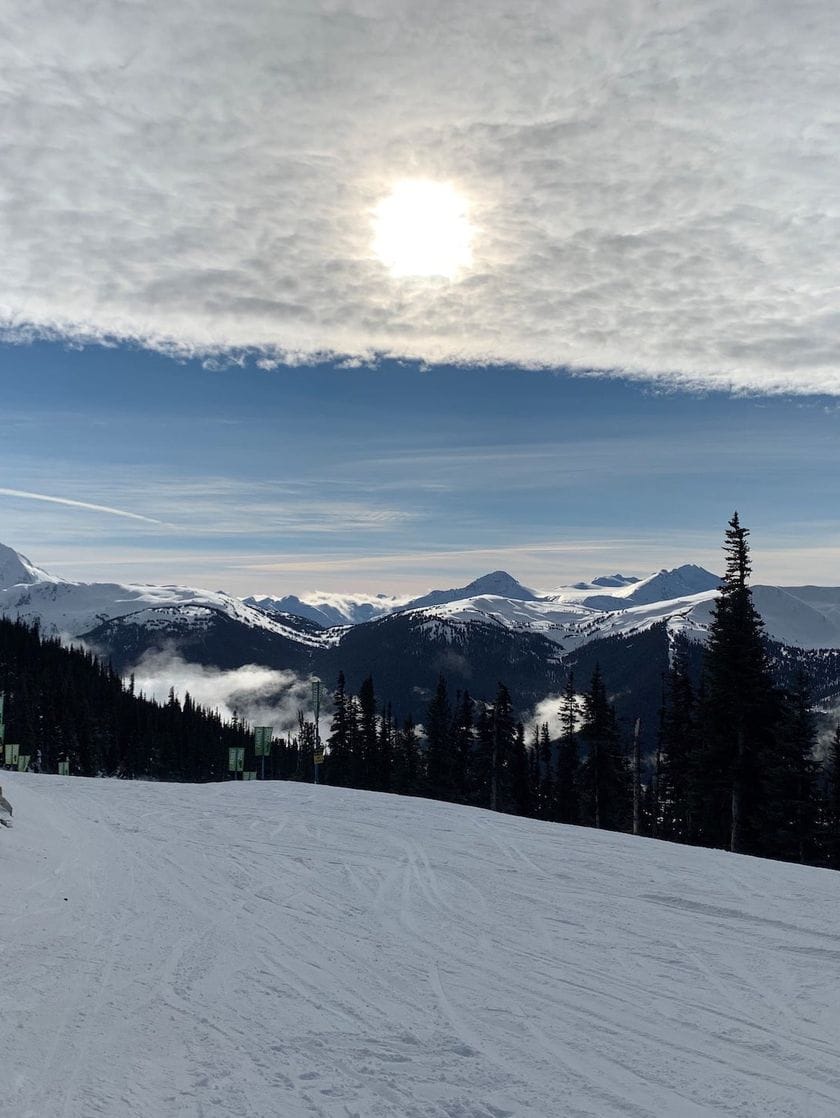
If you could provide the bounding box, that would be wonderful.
[3,772,840,1118]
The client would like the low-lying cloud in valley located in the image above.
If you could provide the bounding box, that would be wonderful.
[1,1,838,393]
[128,649,329,740]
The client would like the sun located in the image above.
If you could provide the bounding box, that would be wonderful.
[372,180,473,279]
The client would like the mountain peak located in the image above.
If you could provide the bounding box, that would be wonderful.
[0,542,59,589]
[617,564,721,605]
[465,570,535,596]
[590,573,640,588]
[404,570,537,611]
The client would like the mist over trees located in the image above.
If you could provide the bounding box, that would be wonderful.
[2,515,840,871]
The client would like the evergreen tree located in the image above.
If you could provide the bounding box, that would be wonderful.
[377,702,394,793]
[473,704,493,807]
[490,683,516,811]
[511,721,532,816]
[392,715,421,794]
[698,513,780,854]
[425,675,453,798]
[556,674,580,824]
[356,675,378,788]
[657,649,699,842]
[768,671,819,863]
[450,689,475,801]
[823,725,840,869]
[325,672,351,786]
[579,665,629,830]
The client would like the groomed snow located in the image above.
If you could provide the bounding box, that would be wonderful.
[2,773,839,1117]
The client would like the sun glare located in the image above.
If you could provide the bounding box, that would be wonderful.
[372,180,473,279]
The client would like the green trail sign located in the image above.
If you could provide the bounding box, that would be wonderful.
[254,726,273,756]
[17,755,30,773]
[228,747,245,773]
[4,743,20,767]
[243,771,257,781]
[58,761,70,776]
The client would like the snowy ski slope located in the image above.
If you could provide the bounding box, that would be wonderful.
[2,773,839,1118]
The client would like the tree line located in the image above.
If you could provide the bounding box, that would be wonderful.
[0,618,307,782]
[2,514,840,871]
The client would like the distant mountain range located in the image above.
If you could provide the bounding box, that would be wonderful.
[2,541,840,723]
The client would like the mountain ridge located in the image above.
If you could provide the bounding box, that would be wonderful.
[2,542,840,724]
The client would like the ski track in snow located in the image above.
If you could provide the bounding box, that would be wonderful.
[2,774,839,1117]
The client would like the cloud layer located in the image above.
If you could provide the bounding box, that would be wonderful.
[1,1,838,392]
[128,649,329,738]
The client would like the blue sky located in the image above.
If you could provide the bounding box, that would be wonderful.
[1,340,838,594]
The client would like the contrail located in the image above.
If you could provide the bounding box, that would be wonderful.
[0,488,163,524]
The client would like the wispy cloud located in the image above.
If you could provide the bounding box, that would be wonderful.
[0,487,162,524]
[0,2,838,392]
[0,473,415,537]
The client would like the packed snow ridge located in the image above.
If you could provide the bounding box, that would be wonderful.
[2,772,839,1118]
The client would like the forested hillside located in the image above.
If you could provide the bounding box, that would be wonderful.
[0,618,295,781]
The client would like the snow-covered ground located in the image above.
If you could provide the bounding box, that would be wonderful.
[2,773,839,1118]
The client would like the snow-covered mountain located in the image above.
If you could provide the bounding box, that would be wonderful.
[0,542,324,648]
[0,541,60,588]
[4,772,839,1118]
[6,542,840,655]
[393,563,840,653]
[246,571,539,626]
[244,590,407,628]
[401,569,539,610]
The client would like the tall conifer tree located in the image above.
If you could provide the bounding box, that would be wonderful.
[699,513,780,854]
[425,675,453,798]
[579,665,629,830]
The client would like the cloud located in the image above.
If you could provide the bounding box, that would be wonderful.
[127,649,330,738]
[0,471,414,540]
[0,2,838,393]
[0,487,162,524]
